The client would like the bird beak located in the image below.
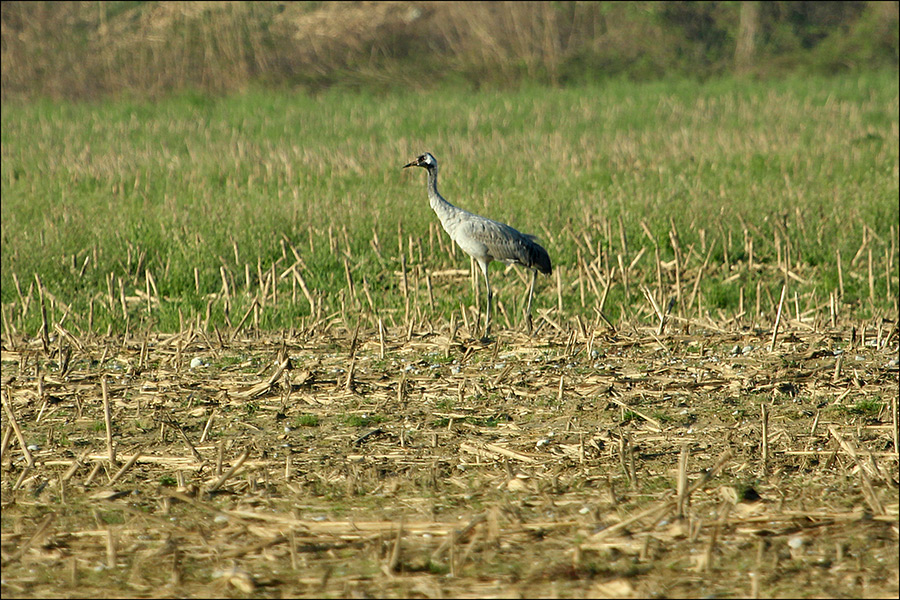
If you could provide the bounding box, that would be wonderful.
[402,160,416,168]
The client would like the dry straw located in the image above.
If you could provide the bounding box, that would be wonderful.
[0,272,896,596]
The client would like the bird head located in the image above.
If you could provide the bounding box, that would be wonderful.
[403,153,436,169]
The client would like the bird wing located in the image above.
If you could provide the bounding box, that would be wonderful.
[452,214,552,273]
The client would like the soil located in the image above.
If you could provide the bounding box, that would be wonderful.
[1,318,898,598]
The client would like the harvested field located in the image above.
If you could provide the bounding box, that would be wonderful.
[1,315,898,598]
[2,68,898,598]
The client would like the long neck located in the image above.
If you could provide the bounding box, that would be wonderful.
[425,165,459,223]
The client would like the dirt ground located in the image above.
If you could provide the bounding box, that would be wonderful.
[1,317,898,598]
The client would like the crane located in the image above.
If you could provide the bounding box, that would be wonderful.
[403,152,552,340]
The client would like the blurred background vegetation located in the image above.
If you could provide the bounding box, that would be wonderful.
[2,1,898,101]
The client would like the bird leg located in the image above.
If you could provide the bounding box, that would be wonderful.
[524,269,537,334]
[479,261,493,341]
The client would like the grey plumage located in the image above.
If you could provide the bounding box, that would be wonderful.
[403,152,552,339]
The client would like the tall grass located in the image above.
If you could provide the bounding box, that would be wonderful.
[2,2,897,101]
[2,72,897,336]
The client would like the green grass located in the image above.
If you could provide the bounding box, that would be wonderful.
[294,414,320,427]
[342,414,386,428]
[2,71,897,335]
[830,398,886,418]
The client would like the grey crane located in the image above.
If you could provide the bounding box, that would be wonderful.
[403,152,552,340]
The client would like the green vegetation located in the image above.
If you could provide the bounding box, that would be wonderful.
[830,398,887,417]
[343,414,385,428]
[2,68,898,338]
[849,398,885,416]
[1,5,898,342]
[294,414,320,428]
[2,2,897,100]
[158,475,177,487]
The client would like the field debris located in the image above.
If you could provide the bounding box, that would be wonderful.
[1,318,898,597]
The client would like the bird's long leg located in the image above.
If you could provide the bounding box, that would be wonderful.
[524,269,537,334]
[478,260,492,340]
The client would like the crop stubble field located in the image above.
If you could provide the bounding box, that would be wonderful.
[1,73,899,597]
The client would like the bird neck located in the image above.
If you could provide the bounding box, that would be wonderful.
[426,166,456,216]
